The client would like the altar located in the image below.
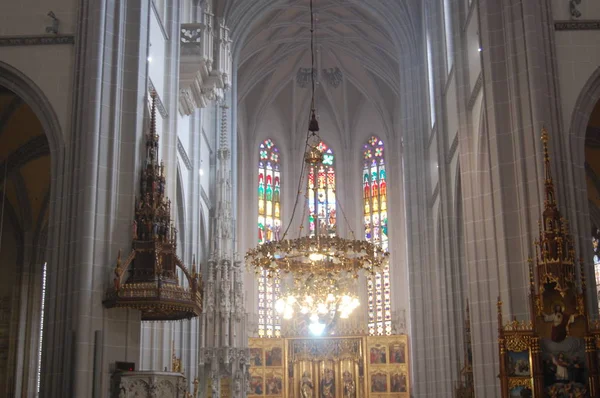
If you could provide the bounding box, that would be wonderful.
[247,335,409,398]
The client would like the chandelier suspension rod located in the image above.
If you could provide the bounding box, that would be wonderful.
[310,0,316,111]
[280,0,319,241]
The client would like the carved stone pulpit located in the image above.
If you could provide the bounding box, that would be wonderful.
[112,371,188,398]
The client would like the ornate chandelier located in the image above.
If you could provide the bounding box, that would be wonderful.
[245,0,389,335]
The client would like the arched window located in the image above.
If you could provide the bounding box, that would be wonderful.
[443,0,454,73]
[363,136,391,335]
[308,141,336,237]
[426,31,436,127]
[37,262,47,395]
[257,138,281,337]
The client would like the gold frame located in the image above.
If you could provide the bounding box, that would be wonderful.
[248,334,410,398]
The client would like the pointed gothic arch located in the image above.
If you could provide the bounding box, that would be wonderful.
[0,60,63,398]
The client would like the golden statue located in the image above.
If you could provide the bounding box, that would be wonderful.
[300,371,314,398]
[172,341,182,373]
[343,370,356,398]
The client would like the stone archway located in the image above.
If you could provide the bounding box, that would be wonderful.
[568,66,600,318]
[0,84,51,397]
[583,95,600,315]
[0,61,62,398]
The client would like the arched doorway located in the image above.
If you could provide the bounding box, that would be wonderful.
[585,99,600,314]
[0,85,51,397]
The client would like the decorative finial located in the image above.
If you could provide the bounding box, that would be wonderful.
[150,91,157,136]
[579,257,587,291]
[497,296,503,331]
[528,258,535,291]
[541,127,556,207]
[218,104,230,155]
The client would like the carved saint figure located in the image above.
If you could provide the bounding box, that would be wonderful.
[543,303,575,343]
[342,370,356,398]
[320,368,334,398]
[301,371,314,398]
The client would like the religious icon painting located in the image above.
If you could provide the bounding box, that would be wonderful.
[369,345,387,364]
[508,383,532,398]
[265,346,283,367]
[506,350,531,377]
[370,372,388,393]
[539,292,589,396]
[248,372,264,396]
[390,372,408,393]
[250,348,264,367]
[265,372,283,396]
[540,338,588,397]
[389,342,406,364]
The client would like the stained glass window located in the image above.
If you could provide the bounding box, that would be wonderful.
[257,138,281,337]
[363,136,391,335]
[37,262,47,394]
[593,227,600,314]
[308,141,336,237]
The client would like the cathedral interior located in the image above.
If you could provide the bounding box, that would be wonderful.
[2,0,600,397]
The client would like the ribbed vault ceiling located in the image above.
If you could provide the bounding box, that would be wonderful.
[224,0,418,144]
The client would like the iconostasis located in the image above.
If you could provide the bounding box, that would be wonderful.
[247,335,409,398]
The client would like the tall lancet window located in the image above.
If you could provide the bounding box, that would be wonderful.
[308,141,336,237]
[257,138,281,337]
[363,136,391,335]
[593,227,600,313]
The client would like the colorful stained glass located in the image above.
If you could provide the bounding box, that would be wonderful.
[594,228,600,315]
[363,136,391,336]
[308,142,336,237]
[258,138,281,338]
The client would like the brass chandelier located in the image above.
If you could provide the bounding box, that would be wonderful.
[245,0,389,335]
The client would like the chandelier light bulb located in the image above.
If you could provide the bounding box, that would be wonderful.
[309,322,326,336]
[309,252,325,261]
[275,298,286,314]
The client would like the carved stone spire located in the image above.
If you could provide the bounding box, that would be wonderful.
[200,101,248,398]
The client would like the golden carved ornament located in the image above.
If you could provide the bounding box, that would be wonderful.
[507,378,532,389]
[504,335,531,352]
[172,340,183,373]
[503,320,533,332]
[530,337,541,354]
[576,294,585,317]
[498,337,505,354]
[585,336,597,353]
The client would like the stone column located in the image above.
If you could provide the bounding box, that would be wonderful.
[454,0,568,395]
[40,1,150,396]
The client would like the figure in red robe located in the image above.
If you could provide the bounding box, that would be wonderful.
[543,304,575,343]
